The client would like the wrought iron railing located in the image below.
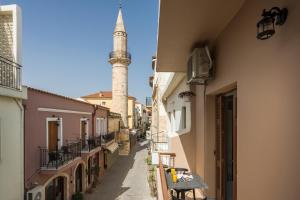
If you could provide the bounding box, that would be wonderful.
[101,132,115,144]
[39,140,81,169]
[81,136,102,152]
[109,50,131,60]
[146,97,152,107]
[0,55,22,90]
[149,76,154,87]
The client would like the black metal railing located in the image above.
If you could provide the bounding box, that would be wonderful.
[101,132,115,144]
[146,97,152,107]
[39,140,81,169]
[81,136,102,152]
[109,50,131,60]
[0,55,22,90]
[149,76,154,87]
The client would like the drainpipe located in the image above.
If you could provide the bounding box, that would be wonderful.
[14,98,24,200]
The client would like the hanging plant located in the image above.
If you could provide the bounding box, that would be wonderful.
[178,91,196,102]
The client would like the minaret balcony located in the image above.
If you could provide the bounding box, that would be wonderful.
[109,50,131,65]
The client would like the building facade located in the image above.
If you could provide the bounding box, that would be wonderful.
[108,8,131,128]
[155,0,300,199]
[24,87,109,200]
[0,4,27,200]
[81,91,136,129]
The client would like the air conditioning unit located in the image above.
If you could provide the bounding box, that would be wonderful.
[187,46,213,84]
[27,186,44,200]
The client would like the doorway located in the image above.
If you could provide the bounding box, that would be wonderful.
[48,120,59,151]
[215,90,237,200]
[45,176,65,200]
[75,164,83,193]
[81,119,88,149]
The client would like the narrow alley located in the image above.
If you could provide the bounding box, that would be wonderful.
[85,140,155,200]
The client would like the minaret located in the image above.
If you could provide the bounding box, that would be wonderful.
[109,7,131,128]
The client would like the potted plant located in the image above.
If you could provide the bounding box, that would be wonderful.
[72,192,84,200]
[178,91,196,102]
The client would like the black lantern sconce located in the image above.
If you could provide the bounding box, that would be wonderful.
[256,7,288,40]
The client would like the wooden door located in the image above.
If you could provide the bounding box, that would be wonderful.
[216,90,237,200]
[216,95,225,200]
[48,121,58,151]
[81,121,86,139]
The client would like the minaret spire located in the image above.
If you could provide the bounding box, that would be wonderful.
[114,7,126,33]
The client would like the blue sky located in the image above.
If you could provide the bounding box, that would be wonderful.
[1,0,158,103]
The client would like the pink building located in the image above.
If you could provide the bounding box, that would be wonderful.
[24,87,110,200]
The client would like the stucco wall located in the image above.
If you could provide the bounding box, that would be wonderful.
[24,88,108,188]
[0,13,14,60]
[0,96,23,200]
[165,77,195,171]
[84,98,136,129]
[194,0,300,199]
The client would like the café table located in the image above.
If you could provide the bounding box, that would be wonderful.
[165,171,208,200]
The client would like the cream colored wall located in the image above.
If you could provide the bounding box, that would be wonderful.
[0,96,24,200]
[165,76,195,171]
[108,117,120,133]
[194,0,300,199]
[128,99,135,129]
[84,98,135,129]
[85,99,113,109]
[0,5,24,200]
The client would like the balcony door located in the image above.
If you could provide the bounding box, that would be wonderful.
[75,164,83,193]
[48,121,59,152]
[216,90,237,200]
[81,119,88,148]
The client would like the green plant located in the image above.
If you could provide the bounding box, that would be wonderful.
[145,155,152,165]
[72,192,84,200]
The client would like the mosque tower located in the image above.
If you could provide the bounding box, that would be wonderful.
[108,7,131,127]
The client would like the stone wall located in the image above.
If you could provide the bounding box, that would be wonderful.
[0,13,14,60]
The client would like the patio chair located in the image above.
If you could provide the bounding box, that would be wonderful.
[47,151,62,167]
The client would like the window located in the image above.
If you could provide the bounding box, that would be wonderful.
[181,107,186,129]
[96,118,101,136]
[102,101,106,106]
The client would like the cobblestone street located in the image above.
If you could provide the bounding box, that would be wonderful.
[85,140,156,200]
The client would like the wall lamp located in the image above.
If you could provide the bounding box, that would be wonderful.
[256,7,288,40]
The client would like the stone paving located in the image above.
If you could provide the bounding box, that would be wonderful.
[85,140,156,200]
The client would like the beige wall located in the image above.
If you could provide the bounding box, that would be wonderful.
[84,98,136,129]
[0,96,24,200]
[108,117,121,133]
[194,0,300,199]
[165,77,195,171]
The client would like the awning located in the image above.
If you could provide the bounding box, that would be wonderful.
[105,142,119,153]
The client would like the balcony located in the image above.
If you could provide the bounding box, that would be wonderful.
[152,56,156,70]
[146,97,152,107]
[39,140,81,169]
[101,132,115,144]
[0,55,22,91]
[81,136,101,152]
[108,51,131,65]
[149,75,154,88]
